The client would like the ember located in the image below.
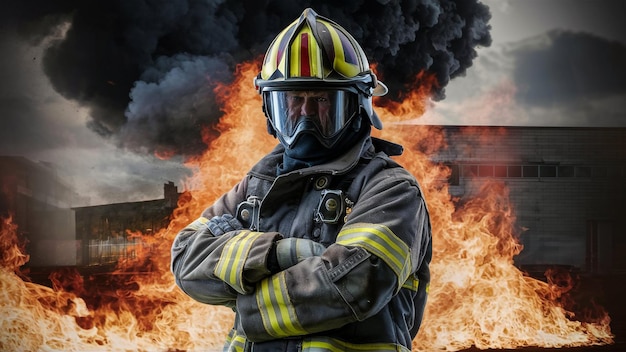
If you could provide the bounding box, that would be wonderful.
[0,61,614,351]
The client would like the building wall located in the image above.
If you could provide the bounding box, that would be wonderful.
[1,157,180,268]
[73,182,179,265]
[0,157,78,266]
[28,206,77,266]
[437,127,626,274]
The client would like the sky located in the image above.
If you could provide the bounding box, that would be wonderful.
[416,0,626,126]
[1,0,625,206]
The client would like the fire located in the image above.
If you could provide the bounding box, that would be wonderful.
[0,60,614,351]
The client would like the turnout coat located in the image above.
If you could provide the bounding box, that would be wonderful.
[171,136,432,352]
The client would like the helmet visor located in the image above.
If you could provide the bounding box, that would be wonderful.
[265,89,359,148]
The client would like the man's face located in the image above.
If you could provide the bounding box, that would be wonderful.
[285,91,331,134]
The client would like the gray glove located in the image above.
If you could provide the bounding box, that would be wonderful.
[275,238,326,270]
[206,214,243,236]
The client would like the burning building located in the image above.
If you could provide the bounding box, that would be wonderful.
[73,181,180,266]
[431,126,626,351]
[0,157,180,270]
[435,126,626,275]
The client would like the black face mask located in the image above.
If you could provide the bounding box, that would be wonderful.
[284,132,330,161]
[278,116,370,174]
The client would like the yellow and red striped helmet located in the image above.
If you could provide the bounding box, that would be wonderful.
[255,8,387,130]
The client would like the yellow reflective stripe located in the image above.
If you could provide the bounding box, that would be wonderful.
[290,28,303,77]
[303,337,410,352]
[322,19,360,78]
[186,216,209,231]
[262,20,292,79]
[402,276,419,291]
[224,329,246,352]
[339,225,407,268]
[257,272,305,338]
[213,230,263,294]
[336,223,411,289]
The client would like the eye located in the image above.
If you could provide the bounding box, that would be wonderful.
[288,96,304,103]
[315,97,328,103]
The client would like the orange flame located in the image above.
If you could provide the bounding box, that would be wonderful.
[0,60,614,351]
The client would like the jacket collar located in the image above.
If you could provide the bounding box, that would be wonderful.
[249,136,403,179]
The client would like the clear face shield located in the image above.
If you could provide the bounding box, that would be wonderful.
[263,89,359,148]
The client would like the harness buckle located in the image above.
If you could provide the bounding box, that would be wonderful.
[237,196,261,230]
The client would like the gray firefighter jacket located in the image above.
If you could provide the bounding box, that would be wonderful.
[171,135,432,352]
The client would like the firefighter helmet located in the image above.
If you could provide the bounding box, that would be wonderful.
[255,8,387,149]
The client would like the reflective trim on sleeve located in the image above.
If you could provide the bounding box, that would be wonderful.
[213,230,264,294]
[224,329,246,352]
[185,216,209,231]
[302,336,411,352]
[256,271,306,338]
[402,276,419,292]
[336,223,411,291]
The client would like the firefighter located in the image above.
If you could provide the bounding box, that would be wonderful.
[171,8,432,352]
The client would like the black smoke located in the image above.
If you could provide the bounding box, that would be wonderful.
[5,0,491,157]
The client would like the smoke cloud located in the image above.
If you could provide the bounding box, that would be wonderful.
[512,30,626,106]
[7,0,492,158]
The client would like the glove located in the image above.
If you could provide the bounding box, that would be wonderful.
[206,214,243,236]
[274,238,326,270]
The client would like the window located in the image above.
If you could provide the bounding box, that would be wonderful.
[540,165,557,177]
[508,165,522,177]
[558,166,575,177]
[494,165,507,177]
[523,165,538,177]
[479,165,494,177]
[446,162,608,180]
[463,165,478,177]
